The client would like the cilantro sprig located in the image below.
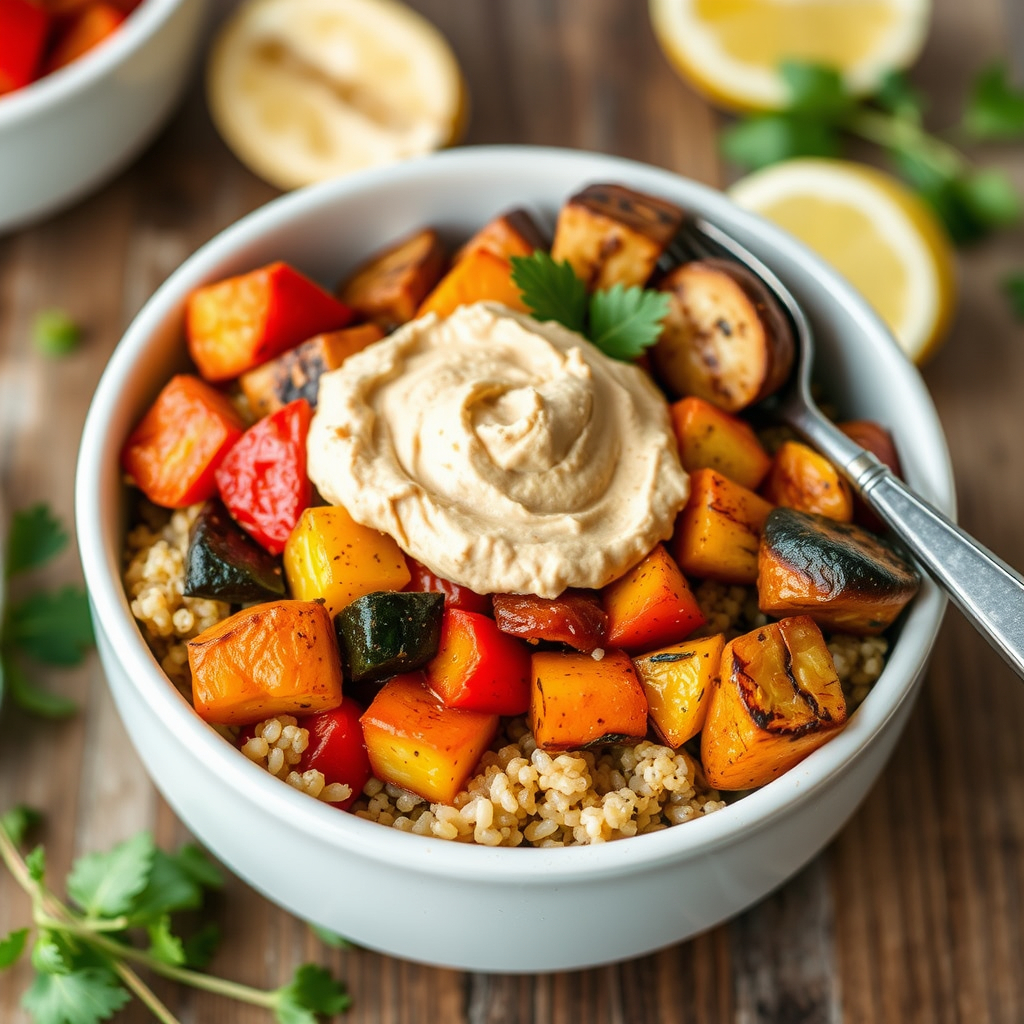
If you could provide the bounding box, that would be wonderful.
[722,59,1024,245]
[510,251,671,361]
[0,809,352,1024]
[2,505,94,718]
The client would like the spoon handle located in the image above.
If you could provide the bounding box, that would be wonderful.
[848,452,1024,677]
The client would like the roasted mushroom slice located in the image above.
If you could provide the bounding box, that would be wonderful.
[652,258,794,412]
[758,507,921,635]
[551,182,685,290]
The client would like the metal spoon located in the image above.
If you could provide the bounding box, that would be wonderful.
[679,216,1024,679]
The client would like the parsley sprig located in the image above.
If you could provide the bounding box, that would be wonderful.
[722,60,1024,245]
[2,505,94,718]
[510,252,671,361]
[0,808,352,1024]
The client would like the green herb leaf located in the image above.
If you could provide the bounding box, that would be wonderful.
[3,656,79,719]
[5,505,68,578]
[309,923,354,949]
[0,805,42,846]
[0,929,29,970]
[21,966,130,1024]
[173,844,224,891]
[588,285,671,361]
[31,933,70,976]
[957,168,1022,228]
[181,923,222,970]
[1002,272,1024,320]
[780,60,852,117]
[125,847,215,923]
[67,832,155,919]
[275,964,352,1023]
[721,113,842,171]
[964,63,1024,139]
[146,915,186,967]
[32,311,82,359]
[26,845,46,882]
[873,70,926,122]
[510,252,588,334]
[6,586,94,666]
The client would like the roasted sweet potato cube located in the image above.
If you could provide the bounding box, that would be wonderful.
[239,324,384,418]
[603,544,705,652]
[530,650,648,751]
[188,600,344,726]
[673,468,773,585]
[632,634,723,748]
[551,183,684,290]
[758,507,920,635]
[701,616,847,790]
[416,247,528,319]
[360,673,499,804]
[762,440,853,522]
[337,228,447,330]
[492,590,607,653]
[455,208,547,262]
[669,396,772,490]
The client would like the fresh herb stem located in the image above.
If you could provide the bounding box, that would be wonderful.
[842,107,967,177]
[110,960,181,1024]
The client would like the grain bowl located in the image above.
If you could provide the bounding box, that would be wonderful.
[76,146,953,972]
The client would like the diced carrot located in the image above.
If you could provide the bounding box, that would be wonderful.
[454,208,546,263]
[121,374,244,509]
[416,247,528,319]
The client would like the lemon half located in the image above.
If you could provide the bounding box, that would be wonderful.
[729,158,956,363]
[207,0,467,191]
[649,0,931,112]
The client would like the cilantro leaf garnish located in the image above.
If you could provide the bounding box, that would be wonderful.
[511,253,670,361]
[6,506,68,578]
[67,832,155,919]
[275,964,354,1023]
[21,966,132,1024]
[31,310,82,359]
[964,63,1024,140]
[0,928,29,969]
[7,588,94,667]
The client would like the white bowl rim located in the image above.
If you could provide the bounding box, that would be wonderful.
[0,0,189,127]
[77,144,953,884]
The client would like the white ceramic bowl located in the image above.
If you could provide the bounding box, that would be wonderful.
[0,0,205,233]
[76,146,953,972]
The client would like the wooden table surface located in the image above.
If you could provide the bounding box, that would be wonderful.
[2,1,1024,1021]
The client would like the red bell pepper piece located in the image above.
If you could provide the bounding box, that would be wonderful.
[0,0,50,93]
[403,556,492,615]
[186,262,354,382]
[121,374,245,509]
[298,698,372,810]
[216,399,312,555]
[426,608,531,715]
[602,544,705,653]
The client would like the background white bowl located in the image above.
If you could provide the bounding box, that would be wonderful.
[0,0,205,234]
[76,146,954,972]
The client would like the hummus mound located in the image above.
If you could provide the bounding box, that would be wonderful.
[307,302,690,598]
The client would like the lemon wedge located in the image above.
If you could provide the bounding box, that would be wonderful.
[729,158,956,363]
[207,0,467,190]
[649,0,931,112]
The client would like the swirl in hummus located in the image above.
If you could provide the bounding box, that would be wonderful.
[307,302,690,599]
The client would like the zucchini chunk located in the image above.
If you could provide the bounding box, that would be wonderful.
[551,183,685,290]
[183,498,285,603]
[334,591,444,684]
[758,507,921,635]
[652,258,794,412]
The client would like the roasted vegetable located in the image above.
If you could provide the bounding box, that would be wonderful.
[839,420,903,532]
[283,505,411,617]
[762,440,854,523]
[42,2,123,74]
[215,399,313,555]
[758,507,920,634]
[701,616,847,790]
[187,261,353,382]
[239,323,384,418]
[360,673,499,804]
[0,0,49,92]
[334,591,444,684]
[426,608,532,715]
[404,556,492,615]
[632,634,723,748]
[492,590,607,653]
[669,395,772,491]
[653,259,794,412]
[673,467,773,584]
[456,208,547,262]
[416,246,528,319]
[337,228,447,330]
[297,697,372,809]
[530,650,648,751]
[550,183,684,290]
[603,544,705,652]
[121,374,244,509]
[188,600,344,726]
[184,498,285,603]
